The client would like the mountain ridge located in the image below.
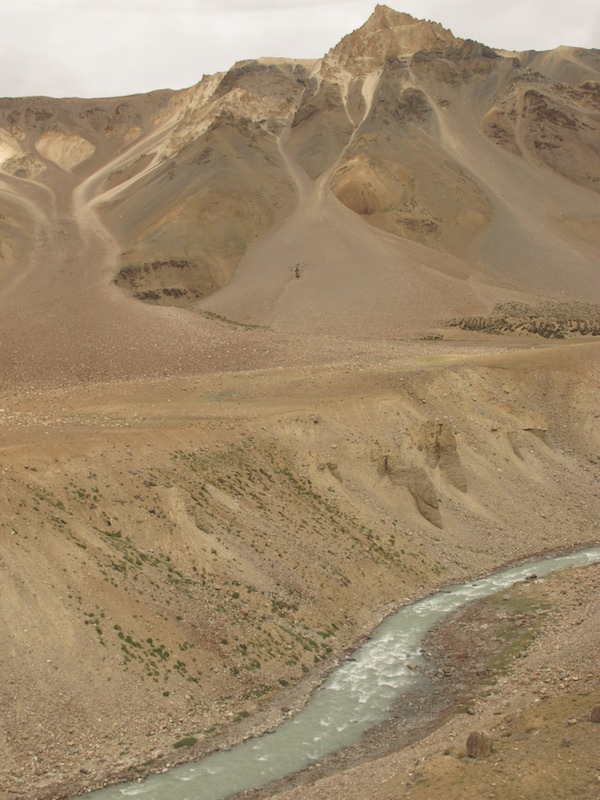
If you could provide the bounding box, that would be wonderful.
[1,10,600,800]
[0,5,599,385]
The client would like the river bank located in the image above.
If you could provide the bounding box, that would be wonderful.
[3,342,599,800]
[31,546,598,800]
[257,557,600,800]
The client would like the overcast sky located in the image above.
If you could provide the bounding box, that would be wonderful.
[1,0,598,99]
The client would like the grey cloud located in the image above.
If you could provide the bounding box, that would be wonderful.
[0,0,598,99]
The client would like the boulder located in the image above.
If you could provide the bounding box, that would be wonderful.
[466,730,493,758]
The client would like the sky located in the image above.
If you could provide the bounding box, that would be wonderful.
[0,0,598,99]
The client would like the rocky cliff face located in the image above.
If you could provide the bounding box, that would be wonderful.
[324,4,459,74]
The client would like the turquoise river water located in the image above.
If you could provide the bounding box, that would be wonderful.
[82,546,600,800]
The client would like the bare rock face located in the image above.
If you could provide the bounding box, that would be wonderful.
[466,730,493,758]
[447,302,600,340]
[114,260,208,305]
[419,422,467,492]
[406,467,443,528]
[378,454,442,528]
[411,40,499,85]
[327,5,459,75]
[35,131,95,171]
[482,107,521,156]
[591,704,600,723]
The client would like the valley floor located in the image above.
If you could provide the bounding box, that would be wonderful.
[1,333,599,800]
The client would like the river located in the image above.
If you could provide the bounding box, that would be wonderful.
[82,546,600,800]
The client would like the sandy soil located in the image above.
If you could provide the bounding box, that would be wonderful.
[0,11,599,799]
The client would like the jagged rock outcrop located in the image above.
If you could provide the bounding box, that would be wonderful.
[411,39,500,84]
[447,302,600,339]
[378,454,442,528]
[419,422,468,492]
[326,5,459,75]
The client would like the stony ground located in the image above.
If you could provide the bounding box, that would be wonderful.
[1,334,599,800]
[263,561,600,800]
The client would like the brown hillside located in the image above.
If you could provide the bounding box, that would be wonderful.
[1,6,599,361]
[0,7,599,800]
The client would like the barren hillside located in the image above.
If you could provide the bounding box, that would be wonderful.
[1,6,599,373]
[0,6,599,800]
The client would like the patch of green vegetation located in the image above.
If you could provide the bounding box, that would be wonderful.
[26,482,68,513]
[83,610,106,646]
[172,736,197,749]
[484,592,553,680]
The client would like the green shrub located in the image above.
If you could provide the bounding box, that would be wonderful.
[173,736,197,749]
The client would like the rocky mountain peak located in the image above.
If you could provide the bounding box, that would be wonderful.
[327,4,460,74]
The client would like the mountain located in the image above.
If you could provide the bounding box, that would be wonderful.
[1,10,600,800]
[1,5,599,387]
